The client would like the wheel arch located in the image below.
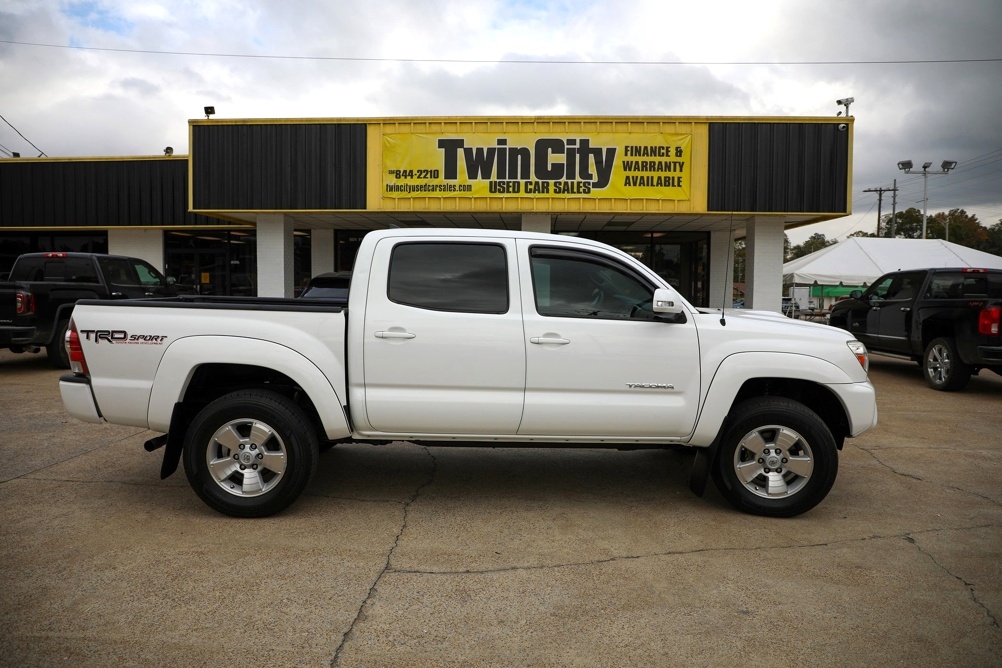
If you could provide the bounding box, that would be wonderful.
[148,336,350,441]
[690,353,854,449]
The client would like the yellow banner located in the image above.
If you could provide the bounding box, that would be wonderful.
[382,132,691,200]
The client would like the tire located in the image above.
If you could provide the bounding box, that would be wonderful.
[712,398,838,518]
[923,337,971,391]
[46,320,70,369]
[182,390,319,517]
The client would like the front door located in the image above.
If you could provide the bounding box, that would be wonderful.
[517,241,700,438]
[875,271,924,354]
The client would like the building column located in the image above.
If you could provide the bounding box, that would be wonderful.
[709,228,735,310]
[745,216,785,312]
[311,229,335,276]
[257,214,294,297]
[521,213,552,233]
[107,229,165,270]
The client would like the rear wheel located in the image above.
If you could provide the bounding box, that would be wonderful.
[712,398,838,517]
[183,390,319,517]
[923,337,971,391]
[46,320,70,369]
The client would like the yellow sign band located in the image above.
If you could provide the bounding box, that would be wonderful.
[382,133,691,200]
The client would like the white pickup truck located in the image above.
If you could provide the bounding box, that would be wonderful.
[60,229,877,518]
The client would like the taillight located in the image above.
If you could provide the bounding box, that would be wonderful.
[979,306,1001,336]
[15,291,35,315]
[67,320,89,375]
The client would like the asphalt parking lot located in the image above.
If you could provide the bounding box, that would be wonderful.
[1,348,1000,667]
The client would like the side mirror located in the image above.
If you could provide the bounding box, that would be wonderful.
[165,276,176,286]
[652,288,684,315]
[849,289,862,299]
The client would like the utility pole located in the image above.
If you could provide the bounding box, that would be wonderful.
[863,185,898,237]
[890,179,897,237]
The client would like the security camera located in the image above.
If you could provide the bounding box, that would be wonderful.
[836,97,854,106]
[838,123,848,131]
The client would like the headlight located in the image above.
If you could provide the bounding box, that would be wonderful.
[846,340,869,372]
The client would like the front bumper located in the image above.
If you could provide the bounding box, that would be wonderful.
[828,379,878,437]
[59,374,104,424]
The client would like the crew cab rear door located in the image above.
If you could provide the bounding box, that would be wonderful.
[516,241,700,438]
[360,236,526,435]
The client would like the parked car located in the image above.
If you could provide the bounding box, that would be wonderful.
[782,297,801,316]
[0,252,181,368]
[61,228,876,518]
[299,271,351,304]
[829,267,1002,390]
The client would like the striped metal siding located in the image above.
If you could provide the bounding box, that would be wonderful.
[707,123,849,213]
[0,159,215,228]
[191,123,367,210]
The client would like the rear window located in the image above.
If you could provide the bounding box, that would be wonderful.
[925,272,1002,299]
[388,242,508,313]
[10,256,99,282]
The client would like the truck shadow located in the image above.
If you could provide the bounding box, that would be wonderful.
[308,443,725,511]
[868,356,1002,396]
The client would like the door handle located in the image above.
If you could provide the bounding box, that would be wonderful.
[530,336,570,345]
[375,331,416,339]
[900,307,911,312]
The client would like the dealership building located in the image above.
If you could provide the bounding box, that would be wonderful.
[0,115,852,310]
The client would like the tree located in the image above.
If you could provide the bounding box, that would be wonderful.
[882,208,924,239]
[788,233,837,260]
[978,220,1002,256]
[926,209,987,247]
[848,230,877,238]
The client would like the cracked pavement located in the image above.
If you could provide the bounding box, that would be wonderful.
[0,350,999,667]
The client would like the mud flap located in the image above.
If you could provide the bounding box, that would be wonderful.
[158,402,189,479]
[688,433,722,497]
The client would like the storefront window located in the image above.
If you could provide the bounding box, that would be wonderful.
[575,231,709,306]
[165,230,257,296]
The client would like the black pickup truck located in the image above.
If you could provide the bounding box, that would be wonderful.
[829,267,1002,390]
[0,252,181,368]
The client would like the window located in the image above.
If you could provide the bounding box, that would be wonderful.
[884,272,924,301]
[98,258,137,286]
[132,260,167,286]
[867,277,894,300]
[530,247,655,320]
[388,242,508,313]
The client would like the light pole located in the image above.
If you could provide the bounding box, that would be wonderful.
[897,159,958,239]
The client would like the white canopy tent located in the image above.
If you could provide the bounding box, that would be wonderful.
[783,238,1002,287]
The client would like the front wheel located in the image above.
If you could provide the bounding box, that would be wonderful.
[712,398,838,517]
[183,390,319,517]
[923,337,971,391]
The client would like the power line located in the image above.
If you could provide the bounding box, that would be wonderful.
[2,39,1001,66]
[0,113,46,157]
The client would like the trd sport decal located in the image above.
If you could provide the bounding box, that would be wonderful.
[79,330,168,345]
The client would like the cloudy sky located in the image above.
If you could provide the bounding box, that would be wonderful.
[2,0,1000,244]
